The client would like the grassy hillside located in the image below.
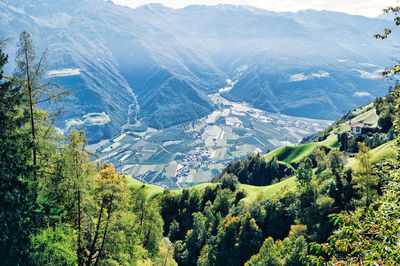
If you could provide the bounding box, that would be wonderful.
[351,103,373,116]
[262,134,338,164]
[350,107,378,125]
[124,175,297,203]
[346,139,397,170]
[123,176,164,198]
[240,177,296,202]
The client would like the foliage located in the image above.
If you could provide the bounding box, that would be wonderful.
[161,185,301,265]
[217,153,294,186]
[296,157,313,187]
[304,160,400,264]
[304,9,400,264]
[29,225,77,265]
[0,32,170,265]
[246,225,308,266]
[314,148,328,173]
[0,37,35,264]
[327,150,346,177]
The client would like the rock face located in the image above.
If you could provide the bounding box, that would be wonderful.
[0,1,398,142]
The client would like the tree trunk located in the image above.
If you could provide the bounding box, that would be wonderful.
[86,196,106,266]
[23,37,37,180]
[77,189,83,266]
[94,194,114,266]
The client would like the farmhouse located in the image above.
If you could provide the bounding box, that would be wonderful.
[351,122,365,136]
[350,107,378,136]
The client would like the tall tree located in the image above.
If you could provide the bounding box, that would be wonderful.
[15,31,42,177]
[15,31,68,180]
[355,142,374,205]
[296,157,313,187]
[0,38,35,264]
[40,130,94,264]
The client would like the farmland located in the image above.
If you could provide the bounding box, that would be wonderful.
[89,86,331,189]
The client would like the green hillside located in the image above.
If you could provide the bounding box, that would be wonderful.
[123,175,164,197]
[262,134,338,164]
[239,177,296,202]
[351,103,373,116]
[346,139,397,170]
[123,176,296,204]
[350,107,378,125]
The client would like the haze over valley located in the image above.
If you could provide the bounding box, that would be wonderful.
[1,0,398,187]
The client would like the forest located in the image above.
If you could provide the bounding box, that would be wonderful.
[2,5,400,266]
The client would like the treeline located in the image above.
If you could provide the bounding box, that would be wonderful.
[159,141,386,265]
[160,185,298,265]
[0,32,174,265]
[214,154,294,186]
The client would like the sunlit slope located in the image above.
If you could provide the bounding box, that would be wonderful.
[123,176,164,198]
[124,175,296,202]
[346,140,397,170]
[262,134,338,164]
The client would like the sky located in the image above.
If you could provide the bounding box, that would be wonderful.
[112,0,398,18]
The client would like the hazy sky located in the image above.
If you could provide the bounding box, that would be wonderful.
[112,0,397,18]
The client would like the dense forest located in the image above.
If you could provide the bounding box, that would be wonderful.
[213,154,294,186]
[2,5,400,266]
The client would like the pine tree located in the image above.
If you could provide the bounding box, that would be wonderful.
[0,39,35,264]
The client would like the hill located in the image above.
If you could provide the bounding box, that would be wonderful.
[119,89,398,202]
[262,134,338,165]
[164,93,397,201]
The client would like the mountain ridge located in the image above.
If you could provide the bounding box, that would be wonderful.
[1,0,398,143]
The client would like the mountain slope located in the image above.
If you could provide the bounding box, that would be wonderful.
[1,1,399,142]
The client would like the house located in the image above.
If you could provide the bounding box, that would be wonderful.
[350,108,379,136]
[351,122,365,136]
[350,121,378,136]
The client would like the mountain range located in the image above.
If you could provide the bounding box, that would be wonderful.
[0,0,398,142]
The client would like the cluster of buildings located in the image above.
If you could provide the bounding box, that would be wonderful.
[176,150,212,178]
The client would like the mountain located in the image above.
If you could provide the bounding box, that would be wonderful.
[0,0,398,142]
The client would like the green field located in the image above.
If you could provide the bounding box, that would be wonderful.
[262,133,338,164]
[346,140,397,170]
[263,144,315,164]
[240,177,296,202]
[351,103,373,116]
[123,176,164,198]
[351,108,378,125]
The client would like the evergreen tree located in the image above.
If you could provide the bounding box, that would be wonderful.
[355,142,375,205]
[15,31,68,180]
[0,39,35,264]
[296,157,313,187]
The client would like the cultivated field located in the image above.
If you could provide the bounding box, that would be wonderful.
[91,84,332,189]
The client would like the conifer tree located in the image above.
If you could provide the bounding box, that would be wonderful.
[0,39,35,264]
[15,31,69,180]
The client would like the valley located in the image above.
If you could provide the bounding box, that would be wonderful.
[1,0,399,145]
[89,79,331,189]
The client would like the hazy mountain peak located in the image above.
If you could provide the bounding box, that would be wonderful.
[1,2,397,143]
